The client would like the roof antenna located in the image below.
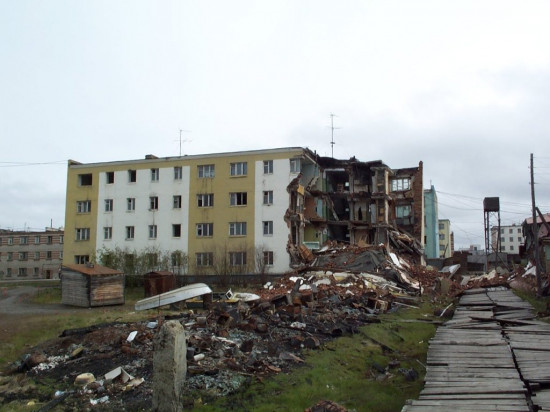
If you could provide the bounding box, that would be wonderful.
[176,129,192,157]
[329,113,340,158]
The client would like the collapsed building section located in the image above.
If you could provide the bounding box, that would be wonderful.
[285,150,424,266]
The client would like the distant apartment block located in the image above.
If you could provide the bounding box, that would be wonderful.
[424,185,439,259]
[438,219,453,258]
[0,228,64,279]
[491,224,524,254]
[64,147,424,274]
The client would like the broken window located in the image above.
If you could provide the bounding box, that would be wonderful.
[230,162,247,176]
[263,220,273,235]
[391,178,410,191]
[128,170,137,183]
[172,224,182,238]
[174,166,182,180]
[263,251,274,266]
[263,160,273,174]
[151,168,160,182]
[229,251,246,266]
[127,197,136,211]
[290,158,301,173]
[229,222,247,236]
[196,252,213,266]
[75,228,90,241]
[396,205,411,218]
[74,255,89,264]
[77,200,91,213]
[263,191,273,205]
[196,223,213,237]
[230,192,247,206]
[78,173,92,186]
[106,171,114,184]
[198,164,215,178]
[197,193,214,207]
[126,226,135,240]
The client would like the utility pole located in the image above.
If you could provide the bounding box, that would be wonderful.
[330,113,338,158]
[530,153,542,295]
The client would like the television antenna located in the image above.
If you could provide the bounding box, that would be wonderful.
[176,129,192,156]
[329,113,340,158]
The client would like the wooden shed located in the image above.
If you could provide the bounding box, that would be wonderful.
[144,271,176,297]
[61,264,125,307]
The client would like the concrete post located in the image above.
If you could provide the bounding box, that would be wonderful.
[153,320,186,412]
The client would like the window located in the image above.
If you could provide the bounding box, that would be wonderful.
[229,222,247,236]
[126,226,135,240]
[34,235,40,244]
[149,196,159,210]
[59,251,63,259]
[396,205,411,218]
[6,268,11,276]
[128,169,137,183]
[230,192,247,206]
[391,178,410,191]
[149,225,157,239]
[34,267,40,276]
[127,198,135,211]
[263,160,273,174]
[146,253,158,266]
[59,235,64,244]
[196,223,213,237]
[230,162,247,176]
[77,200,91,213]
[229,252,246,266]
[517,228,522,233]
[34,251,40,260]
[171,251,185,267]
[509,237,513,242]
[18,268,27,277]
[173,195,182,209]
[509,229,513,234]
[47,236,53,244]
[290,158,301,173]
[439,223,444,230]
[104,227,112,240]
[7,237,13,245]
[263,190,273,205]
[172,224,182,237]
[439,233,445,240]
[151,168,159,181]
[501,237,507,243]
[439,245,446,251]
[106,171,114,184]
[75,228,90,241]
[74,255,89,264]
[46,251,52,260]
[518,237,522,242]
[263,251,274,266]
[501,229,504,234]
[19,252,28,261]
[7,252,13,261]
[198,164,215,178]
[196,252,213,267]
[20,236,28,245]
[263,220,273,235]
[105,199,113,212]
[510,245,515,251]
[174,166,183,180]
[78,173,92,186]
[197,193,214,207]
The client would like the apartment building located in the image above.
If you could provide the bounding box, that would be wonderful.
[491,224,524,254]
[438,219,453,258]
[64,147,424,274]
[423,185,439,259]
[0,228,64,279]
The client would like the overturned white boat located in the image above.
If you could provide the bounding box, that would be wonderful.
[135,283,212,311]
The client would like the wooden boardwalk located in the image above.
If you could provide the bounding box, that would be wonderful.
[403,287,550,412]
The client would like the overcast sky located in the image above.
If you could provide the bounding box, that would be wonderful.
[1,1,550,249]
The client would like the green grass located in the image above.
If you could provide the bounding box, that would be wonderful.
[192,300,439,412]
[513,288,550,314]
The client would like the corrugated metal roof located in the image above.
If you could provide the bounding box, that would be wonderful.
[62,264,123,276]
